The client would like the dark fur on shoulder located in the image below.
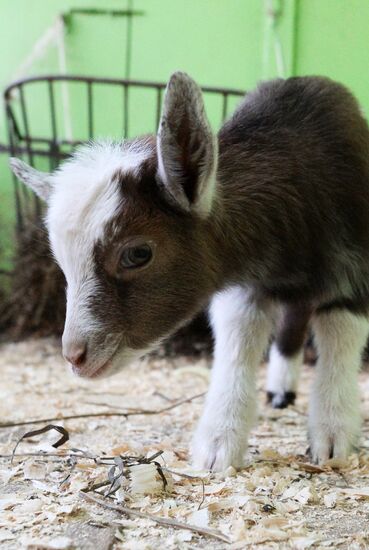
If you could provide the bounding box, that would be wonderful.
[216,76,369,314]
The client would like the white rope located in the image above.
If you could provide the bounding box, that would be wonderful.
[272,25,286,78]
[11,17,61,82]
[264,0,286,79]
[262,1,272,80]
[10,15,73,141]
[55,17,73,141]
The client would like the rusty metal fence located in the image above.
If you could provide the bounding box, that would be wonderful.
[4,75,245,232]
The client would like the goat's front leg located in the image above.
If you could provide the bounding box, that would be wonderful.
[191,287,273,471]
[309,310,369,463]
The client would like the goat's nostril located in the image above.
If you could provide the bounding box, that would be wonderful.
[64,343,87,367]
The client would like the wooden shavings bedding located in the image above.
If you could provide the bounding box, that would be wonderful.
[0,338,368,549]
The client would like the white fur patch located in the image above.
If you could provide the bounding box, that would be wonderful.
[46,139,152,357]
[309,310,369,463]
[192,287,274,471]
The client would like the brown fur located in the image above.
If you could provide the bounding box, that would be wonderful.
[88,76,369,356]
[92,158,219,350]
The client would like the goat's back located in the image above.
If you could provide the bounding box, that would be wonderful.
[217,77,369,310]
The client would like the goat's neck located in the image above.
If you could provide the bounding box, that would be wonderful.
[207,161,267,290]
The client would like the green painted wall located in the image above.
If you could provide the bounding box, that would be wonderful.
[294,0,369,117]
[0,0,368,274]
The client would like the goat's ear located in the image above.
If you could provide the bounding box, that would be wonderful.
[157,72,217,217]
[9,158,52,202]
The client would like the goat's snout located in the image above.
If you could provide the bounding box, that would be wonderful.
[63,340,87,368]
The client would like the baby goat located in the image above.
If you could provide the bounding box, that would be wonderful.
[11,72,369,471]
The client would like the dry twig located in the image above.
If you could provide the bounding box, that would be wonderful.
[80,491,231,544]
[0,391,205,429]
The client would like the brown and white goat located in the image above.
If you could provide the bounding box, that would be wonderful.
[11,72,369,471]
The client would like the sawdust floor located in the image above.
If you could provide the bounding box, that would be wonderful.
[0,338,369,550]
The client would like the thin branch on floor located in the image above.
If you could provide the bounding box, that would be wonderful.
[82,402,145,410]
[153,391,176,402]
[0,392,206,429]
[80,491,231,544]
[0,452,76,460]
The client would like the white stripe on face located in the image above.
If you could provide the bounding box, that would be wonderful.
[46,139,153,367]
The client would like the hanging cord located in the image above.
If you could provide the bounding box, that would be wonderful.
[264,0,287,78]
[9,15,73,142]
[56,17,73,141]
[10,17,63,82]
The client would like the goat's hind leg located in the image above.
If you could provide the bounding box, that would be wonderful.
[266,343,303,408]
[309,309,369,463]
[266,304,311,408]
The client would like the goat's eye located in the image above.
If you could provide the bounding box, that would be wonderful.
[120,244,153,269]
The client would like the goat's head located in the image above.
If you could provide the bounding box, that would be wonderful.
[10,72,219,377]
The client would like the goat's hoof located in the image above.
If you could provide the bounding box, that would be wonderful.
[306,444,334,463]
[191,426,246,472]
[266,391,296,409]
[308,424,358,464]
